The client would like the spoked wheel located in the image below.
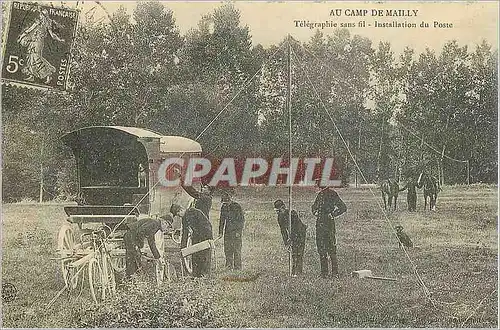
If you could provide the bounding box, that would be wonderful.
[88,257,105,304]
[111,255,126,273]
[171,230,182,244]
[108,232,127,274]
[183,235,193,276]
[57,225,79,289]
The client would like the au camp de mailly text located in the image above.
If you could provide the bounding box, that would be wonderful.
[330,9,419,17]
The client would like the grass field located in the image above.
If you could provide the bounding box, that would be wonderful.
[1,184,498,327]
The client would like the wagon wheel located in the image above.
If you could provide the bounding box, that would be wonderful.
[182,234,193,275]
[88,257,105,304]
[111,255,126,273]
[57,225,80,289]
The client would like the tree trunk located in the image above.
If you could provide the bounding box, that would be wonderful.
[39,140,44,203]
[440,144,446,185]
[376,123,384,180]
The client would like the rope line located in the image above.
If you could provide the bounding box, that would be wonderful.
[291,45,436,305]
[295,44,482,317]
[460,288,497,327]
[397,121,468,164]
[101,39,287,249]
[295,42,468,169]
[47,37,288,309]
[194,42,287,142]
[287,35,293,277]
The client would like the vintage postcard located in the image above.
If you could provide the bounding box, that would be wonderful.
[1,1,498,328]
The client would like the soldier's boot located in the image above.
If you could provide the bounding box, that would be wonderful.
[319,255,329,278]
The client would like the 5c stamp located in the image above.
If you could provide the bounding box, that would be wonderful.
[2,2,79,91]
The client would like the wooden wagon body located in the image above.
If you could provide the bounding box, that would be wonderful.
[56,126,201,302]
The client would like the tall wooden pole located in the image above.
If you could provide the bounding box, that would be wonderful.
[39,139,44,203]
[287,35,293,277]
[466,160,470,185]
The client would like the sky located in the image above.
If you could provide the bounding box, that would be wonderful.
[10,1,500,55]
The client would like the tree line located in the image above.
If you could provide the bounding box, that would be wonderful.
[2,2,497,201]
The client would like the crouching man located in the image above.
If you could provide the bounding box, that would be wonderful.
[170,203,213,277]
[124,215,172,278]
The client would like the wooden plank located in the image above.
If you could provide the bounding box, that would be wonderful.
[181,240,212,257]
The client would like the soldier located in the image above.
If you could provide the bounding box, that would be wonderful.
[124,215,171,277]
[405,176,418,212]
[219,192,245,270]
[274,199,307,276]
[311,181,347,278]
[170,203,213,277]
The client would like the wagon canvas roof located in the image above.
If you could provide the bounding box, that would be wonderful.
[62,126,202,153]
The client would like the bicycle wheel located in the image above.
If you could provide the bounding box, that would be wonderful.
[88,257,104,304]
[57,224,79,289]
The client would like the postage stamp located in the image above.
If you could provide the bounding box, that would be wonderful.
[1,1,79,91]
[0,1,498,329]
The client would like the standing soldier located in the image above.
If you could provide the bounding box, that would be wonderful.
[219,192,245,270]
[273,199,307,276]
[311,181,347,278]
[405,176,418,212]
[170,203,213,277]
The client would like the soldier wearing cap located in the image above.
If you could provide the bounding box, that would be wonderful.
[219,192,245,270]
[124,214,172,277]
[170,203,213,277]
[311,180,347,278]
[274,199,307,276]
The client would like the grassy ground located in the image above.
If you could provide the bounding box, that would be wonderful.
[1,184,497,327]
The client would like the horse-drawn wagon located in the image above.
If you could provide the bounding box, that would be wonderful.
[55,126,201,303]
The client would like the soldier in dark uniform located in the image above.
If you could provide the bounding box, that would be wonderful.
[219,192,245,270]
[171,203,213,277]
[311,182,347,278]
[406,176,417,212]
[274,199,307,276]
[124,215,172,277]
